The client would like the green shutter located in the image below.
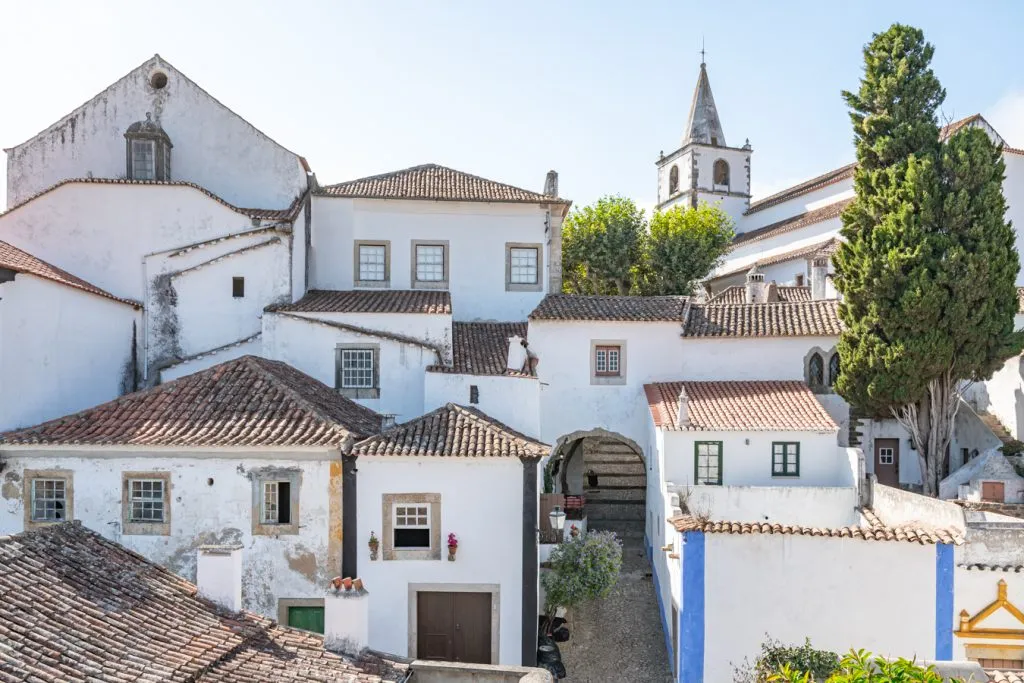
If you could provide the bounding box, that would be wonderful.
[287,605,325,634]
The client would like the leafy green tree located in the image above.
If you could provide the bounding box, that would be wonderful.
[833,24,1024,494]
[561,196,646,294]
[643,203,735,295]
[540,530,622,632]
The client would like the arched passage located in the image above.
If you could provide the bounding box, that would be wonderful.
[547,428,646,542]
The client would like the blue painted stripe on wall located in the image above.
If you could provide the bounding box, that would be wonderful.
[680,531,705,683]
[935,543,954,660]
[648,537,676,675]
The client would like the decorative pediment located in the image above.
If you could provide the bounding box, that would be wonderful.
[956,579,1024,640]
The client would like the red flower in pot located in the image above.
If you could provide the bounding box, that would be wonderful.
[447,533,458,561]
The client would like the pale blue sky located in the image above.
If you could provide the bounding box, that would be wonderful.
[1,0,1022,212]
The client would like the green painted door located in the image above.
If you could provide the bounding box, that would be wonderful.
[287,605,325,634]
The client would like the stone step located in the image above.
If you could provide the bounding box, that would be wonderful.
[586,474,646,489]
[584,462,646,477]
[585,488,645,502]
[584,451,644,465]
[586,501,646,521]
[587,519,646,540]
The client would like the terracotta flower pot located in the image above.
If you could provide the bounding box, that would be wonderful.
[342,577,353,590]
[448,547,457,561]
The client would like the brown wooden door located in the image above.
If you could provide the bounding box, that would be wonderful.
[874,439,899,487]
[982,481,1006,502]
[417,592,492,664]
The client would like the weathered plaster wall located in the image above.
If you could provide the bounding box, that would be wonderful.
[423,372,541,439]
[159,336,262,383]
[675,484,860,527]
[676,336,839,382]
[5,56,306,209]
[356,456,525,665]
[263,312,438,421]
[871,482,967,533]
[939,450,1024,503]
[0,274,139,431]
[0,450,339,621]
[310,197,551,321]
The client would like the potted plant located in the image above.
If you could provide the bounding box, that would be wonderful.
[586,469,598,487]
[569,524,580,539]
[368,531,379,561]
[447,533,458,561]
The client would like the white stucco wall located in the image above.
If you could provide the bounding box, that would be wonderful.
[1004,152,1024,287]
[975,354,1024,441]
[738,177,853,233]
[423,372,542,439]
[863,418,923,486]
[660,429,844,487]
[677,337,839,382]
[703,533,937,682]
[716,214,841,280]
[356,456,525,665]
[263,312,439,421]
[676,484,860,528]
[5,57,306,209]
[310,197,551,321]
[159,336,262,383]
[0,274,140,431]
[0,449,340,620]
[870,482,967,533]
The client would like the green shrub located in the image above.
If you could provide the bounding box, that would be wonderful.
[1000,439,1024,458]
[540,530,622,626]
[767,649,947,682]
[733,638,839,682]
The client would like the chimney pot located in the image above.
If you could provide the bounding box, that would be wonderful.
[196,544,243,612]
[677,386,690,426]
[380,414,396,431]
[325,577,370,656]
[506,335,528,372]
[544,170,559,198]
[745,266,766,304]
[811,257,828,300]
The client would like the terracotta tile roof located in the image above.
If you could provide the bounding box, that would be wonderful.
[733,199,850,248]
[682,300,842,337]
[715,237,841,281]
[669,513,962,545]
[352,403,548,458]
[989,671,1024,683]
[745,164,856,215]
[1007,147,1024,156]
[0,522,408,682]
[529,294,689,321]
[271,289,452,315]
[644,380,838,432]
[318,163,570,205]
[0,177,303,222]
[706,285,812,304]
[940,113,983,139]
[0,355,382,447]
[428,322,532,376]
[0,240,141,308]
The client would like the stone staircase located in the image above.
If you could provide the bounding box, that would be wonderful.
[977,410,1016,447]
[582,439,646,544]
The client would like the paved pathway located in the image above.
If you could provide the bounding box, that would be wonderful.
[558,535,674,682]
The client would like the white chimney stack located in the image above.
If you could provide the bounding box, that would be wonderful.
[677,385,690,427]
[324,577,370,656]
[507,335,528,373]
[197,544,243,612]
[811,257,828,300]
[744,266,766,304]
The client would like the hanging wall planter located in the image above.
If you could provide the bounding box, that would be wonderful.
[368,531,380,561]
[447,532,458,561]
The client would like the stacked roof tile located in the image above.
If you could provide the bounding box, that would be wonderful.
[644,380,838,432]
[0,355,382,447]
[319,164,570,205]
[714,237,840,281]
[682,300,842,337]
[0,522,408,681]
[352,403,548,458]
[732,199,850,248]
[0,241,140,307]
[428,322,531,376]
[529,294,689,321]
[669,514,962,545]
[706,285,812,305]
[271,289,452,315]
[990,671,1024,683]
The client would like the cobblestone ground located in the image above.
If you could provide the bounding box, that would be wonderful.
[558,538,674,682]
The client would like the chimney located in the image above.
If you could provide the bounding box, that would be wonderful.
[324,577,369,656]
[744,266,766,304]
[380,414,396,431]
[507,334,528,372]
[811,257,828,300]
[677,385,690,427]
[543,170,559,198]
[197,544,243,612]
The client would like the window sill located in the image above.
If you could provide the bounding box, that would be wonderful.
[771,474,800,479]
[383,547,441,561]
[123,521,171,536]
[253,523,300,536]
[339,386,380,400]
[506,282,543,293]
[354,280,391,289]
[591,375,627,386]
[411,280,448,291]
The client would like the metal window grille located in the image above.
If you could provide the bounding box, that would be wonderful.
[415,245,445,282]
[32,479,66,522]
[595,346,620,376]
[131,140,155,180]
[128,479,165,522]
[340,349,375,388]
[772,443,799,476]
[509,247,538,284]
[695,442,721,485]
[359,245,386,281]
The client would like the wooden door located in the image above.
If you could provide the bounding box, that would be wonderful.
[286,605,324,634]
[417,592,492,664]
[982,481,1006,503]
[874,439,899,487]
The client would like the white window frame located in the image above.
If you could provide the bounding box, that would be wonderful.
[24,470,73,529]
[354,240,390,287]
[31,478,67,523]
[261,480,292,525]
[121,471,170,536]
[128,478,167,523]
[340,348,375,389]
[411,240,449,289]
[392,503,431,550]
[131,139,156,180]
[383,493,441,561]
[252,470,301,536]
[336,343,380,399]
[505,242,543,292]
[879,447,895,465]
[590,340,627,385]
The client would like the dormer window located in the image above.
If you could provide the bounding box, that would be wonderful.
[125,113,172,181]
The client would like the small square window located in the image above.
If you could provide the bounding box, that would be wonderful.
[232,277,245,298]
[416,245,445,282]
[253,470,301,536]
[595,346,621,376]
[879,448,894,465]
[341,349,374,389]
[359,244,387,282]
[128,479,166,522]
[31,479,67,522]
[121,471,170,535]
[510,247,538,284]
[383,493,441,560]
[262,481,292,524]
[771,442,800,477]
[393,503,431,549]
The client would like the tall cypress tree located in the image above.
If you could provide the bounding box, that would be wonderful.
[834,24,1023,495]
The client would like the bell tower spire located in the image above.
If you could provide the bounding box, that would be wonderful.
[683,61,726,147]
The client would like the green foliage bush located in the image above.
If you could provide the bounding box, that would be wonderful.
[732,638,839,682]
[540,530,622,621]
[766,649,948,682]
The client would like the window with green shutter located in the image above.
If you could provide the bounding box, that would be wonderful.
[772,442,800,477]
[694,441,723,485]
[287,605,325,634]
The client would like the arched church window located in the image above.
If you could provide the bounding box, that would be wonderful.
[713,159,730,188]
[808,352,824,389]
[125,113,173,181]
[669,165,679,194]
[828,352,841,387]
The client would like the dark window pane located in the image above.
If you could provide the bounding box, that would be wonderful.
[278,482,291,524]
[809,353,824,386]
[232,277,245,298]
[394,528,430,548]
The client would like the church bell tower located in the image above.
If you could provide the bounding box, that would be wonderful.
[656,61,752,220]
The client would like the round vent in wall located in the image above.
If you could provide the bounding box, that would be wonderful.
[150,71,168,89]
